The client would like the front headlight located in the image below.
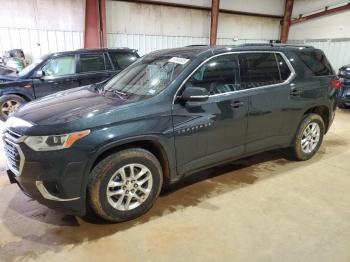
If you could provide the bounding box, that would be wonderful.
[24,130,90,151]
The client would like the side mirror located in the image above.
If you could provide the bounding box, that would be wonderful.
[33,70,45,79]
[181,86,209,102]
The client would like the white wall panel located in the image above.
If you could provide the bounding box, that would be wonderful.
[0,0,85,31]
[0,27,83,62]
[149,0,285,16]
[106,0,277,55]
[290,0,350,40]
[0,0,85,62]
[107,33,269,55]
[289,39,350,70]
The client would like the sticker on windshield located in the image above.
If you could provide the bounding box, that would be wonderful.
[168,57,190,65]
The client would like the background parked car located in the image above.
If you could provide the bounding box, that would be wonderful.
[338,65,350,108]
[0,65,17,78]
[0,48,139,121]
[1,49,27,72]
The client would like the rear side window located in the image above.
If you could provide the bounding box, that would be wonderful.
[109,52,138,70]
[298,50,334,76]
[79,54,105,73]
[239,53,282,89]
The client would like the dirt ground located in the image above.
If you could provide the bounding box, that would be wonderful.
[0,109,349,262]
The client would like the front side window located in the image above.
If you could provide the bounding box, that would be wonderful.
[185,54,240,95]
[109,52,139,70]
[79,54,105,73]
[239,53,281,89]
[19,56,46,77]
[103,55,189,97]
[41,56,75,77]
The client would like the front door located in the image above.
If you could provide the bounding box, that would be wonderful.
[33,55,78,98]
[172,54,249,175]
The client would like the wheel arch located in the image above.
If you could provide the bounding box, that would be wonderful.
[303,105,330,133]
[1,91,32,101]
[87,136,175,190]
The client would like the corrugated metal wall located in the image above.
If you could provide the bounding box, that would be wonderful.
[107,33,269,55]
[0,27,84,62]
[289,39,350,71]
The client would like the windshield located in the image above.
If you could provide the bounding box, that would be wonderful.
[103,55,190,97]
[18,57,44,77]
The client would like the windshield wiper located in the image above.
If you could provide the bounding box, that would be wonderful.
[103,89,128,99]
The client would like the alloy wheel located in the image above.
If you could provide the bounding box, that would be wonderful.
[301,122,321,154]
[106,163,153,211]
[2,100,20,116]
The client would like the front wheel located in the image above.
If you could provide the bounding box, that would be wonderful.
[291,113,325,161]
[0,95,26,121]
[88,148,163,222]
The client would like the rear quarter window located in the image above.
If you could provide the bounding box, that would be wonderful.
[297,50,334,76]
[109,52,139,70]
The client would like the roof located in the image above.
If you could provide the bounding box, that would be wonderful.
[49,47,138,56]
[144,43,318,59]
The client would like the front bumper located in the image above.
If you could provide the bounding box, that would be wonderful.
[4,130,89,215]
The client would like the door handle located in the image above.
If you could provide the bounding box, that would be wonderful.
[231,101,244,108]
[66,78,78,81]
[290,89,302,96]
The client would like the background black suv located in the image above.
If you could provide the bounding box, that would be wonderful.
[0,48,139,121]
[4,44,339,222]
[338,64,350,108]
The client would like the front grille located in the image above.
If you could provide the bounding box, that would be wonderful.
[3,129,23,175]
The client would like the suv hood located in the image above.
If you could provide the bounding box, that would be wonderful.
[9,86,144,135]
[0,74,18,82]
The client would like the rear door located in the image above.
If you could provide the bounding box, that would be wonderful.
[173,54,249,175]
[32,55,78,98]
[239,52,295,153]
[77,52,115,86]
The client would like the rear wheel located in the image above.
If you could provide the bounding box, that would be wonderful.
[291,113,325,161]
[88,148,163,222]
[0,94,26,121]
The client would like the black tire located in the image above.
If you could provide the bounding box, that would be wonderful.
[88,148,163,222]
[0,94,26,121]
[291,113,325,161]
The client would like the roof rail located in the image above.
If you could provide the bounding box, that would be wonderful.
[186,45,209,47]
[238,43,314,48]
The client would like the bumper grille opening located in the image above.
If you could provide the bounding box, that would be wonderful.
[3,129,23,176]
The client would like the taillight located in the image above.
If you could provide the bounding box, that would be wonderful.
[330,79,342,89]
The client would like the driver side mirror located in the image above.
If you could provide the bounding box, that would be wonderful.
[33,70,45,79]
[180,86,209,102]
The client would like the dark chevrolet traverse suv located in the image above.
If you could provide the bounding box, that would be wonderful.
[4,44,339,222]
[0,48,139,121]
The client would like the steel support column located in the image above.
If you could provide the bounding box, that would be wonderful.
[84,0,106,48]
[280,0,294,43]
[210,0,220,45]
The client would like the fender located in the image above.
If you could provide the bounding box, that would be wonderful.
[78,134,178,212]
[0,85,35,101]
